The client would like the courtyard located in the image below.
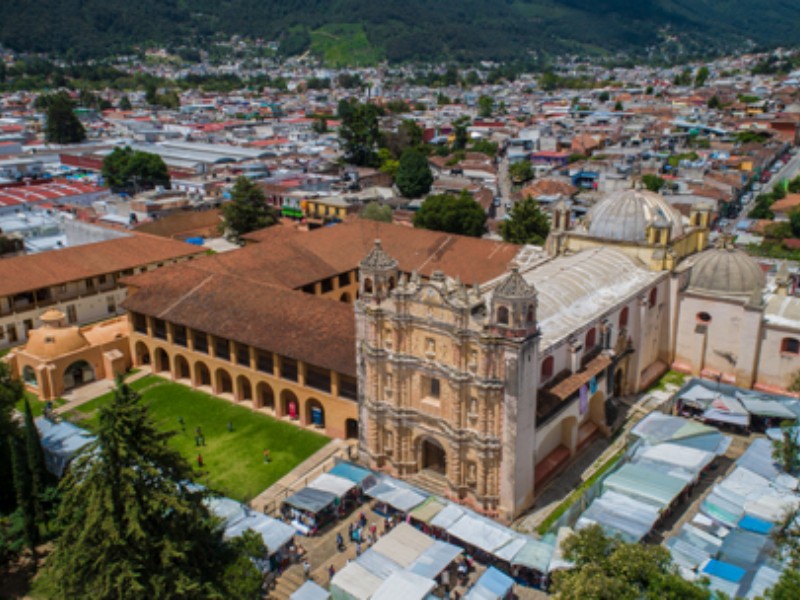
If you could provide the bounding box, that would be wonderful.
[60,375,330,501]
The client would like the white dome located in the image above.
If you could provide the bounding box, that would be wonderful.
[586,189,685,243]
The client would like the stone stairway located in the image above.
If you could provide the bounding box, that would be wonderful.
[406,469,450,498]
[268,564,307,600]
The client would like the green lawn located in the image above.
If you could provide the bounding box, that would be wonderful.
[65,376,330,501]
[16,392,66,417]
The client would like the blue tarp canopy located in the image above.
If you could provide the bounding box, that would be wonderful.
[35,417,95,477]
[284,487,337,514]
[702,559,746,583]
[329,462,375,486]
[290,581,330,600]
[466,566,515,600]
[738,515,774,535]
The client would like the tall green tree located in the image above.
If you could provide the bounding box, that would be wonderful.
[23,399,48,525]
[40,377,259,599]
[508,160,534,184]
[395,149,433,198]
[0,362,24,512]
[451,116,470,151]
[339,100,383,167]
[552,525,710,600]
[44,94,86,144]
[694,66,710,87]
[478,95,494,118]
[499,197,550,245]
[641,173,665,193]
[413,191,486,237]
[773,422,800,474]
[221,176,279,243]
[361,202,393,223]
[118,95,132,111]
[10,436,37,552]
[102,146,170,191]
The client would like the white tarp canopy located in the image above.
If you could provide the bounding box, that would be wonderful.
[447,512,515,554]
[636,443,715,475]
[291,581,330,600]
[371,570,436,600]
[308,473,357,498]
[371,523,434,567]
[330,562,384,600]
[430,504,465,530]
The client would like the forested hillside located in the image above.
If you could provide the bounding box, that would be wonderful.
[1,0,798,62]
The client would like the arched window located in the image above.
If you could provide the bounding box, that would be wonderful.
[497,306,509,325]
[388,276,396,290]
[541,356,554,380]
[648,288,657,308]
[585,328,597,349]
[526,305,535,324]
[782,338,800,355]
[364,278,373,293]
[22,365,37,387]
[619,306,629,329]
[697,312,712,323]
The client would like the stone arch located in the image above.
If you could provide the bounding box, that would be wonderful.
[255,381,275,411]
[174,354,190,380]
[281,389,299,420]
[613,366,625,397]
[340,292,352,303]
[22,365,38,387]
[135,341,150,366]
[215,368,233,395]
[364,278,373,294]
[416,435,447,475]
[236,375,252,402]
[345,418,359,439]
[194,361,211,387]
[305,397,325,428]
[154,347,170,373]
[63,360,95,391]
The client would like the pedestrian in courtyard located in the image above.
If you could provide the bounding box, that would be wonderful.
[227,420,233,432]
[303,560,311,579]
[263,448,270,463]
[328,564,335,581]
[197,454,203,468]
[356,541,361,557]
[195,435,201,447]
[370,523,377,538]
[348,523,354,540]
[178,416,185,431]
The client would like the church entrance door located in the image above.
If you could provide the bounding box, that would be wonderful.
[421,438,447,475]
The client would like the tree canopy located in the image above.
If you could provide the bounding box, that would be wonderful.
[101,146,170,192]
[551,525,710,600]
[39,377,262,599]
[220,176,279,243]
[499,197,550,245]
[395,149,433,198]
[361,202,393,223]
[43,93,86,145]
[339,100,383,167]
[641,173,666,193]
[509,160,534,184]
[413,191,486,237]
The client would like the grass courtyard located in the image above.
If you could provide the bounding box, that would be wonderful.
[63,376,330,501]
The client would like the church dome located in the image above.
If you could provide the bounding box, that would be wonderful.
[585,189,685,242]
[688,247,765,298]
[24,321,90,360]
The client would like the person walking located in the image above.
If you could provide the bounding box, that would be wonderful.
[303,560,311,580]
[197,454,203,468]
[263,448,270,463]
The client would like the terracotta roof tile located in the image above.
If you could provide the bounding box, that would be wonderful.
[0,233,202,298]
[123,268,356,376]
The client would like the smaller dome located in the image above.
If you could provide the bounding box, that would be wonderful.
[24,326,90,360]
[688,247,765,299]
[40,309,66,326]
[360,239,398,270]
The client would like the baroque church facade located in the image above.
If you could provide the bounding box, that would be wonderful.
[356,189,800,520]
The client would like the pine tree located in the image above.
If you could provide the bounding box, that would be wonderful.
[499,197,551,245]
[10,436,38,551]
[220,176,279,243]
[395,148,433,198]
[41,376,253,599]
[0,362,24,512]
[44,94,86,144]
[23,399,48,524]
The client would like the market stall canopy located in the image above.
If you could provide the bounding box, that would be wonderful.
[308,473,357,498]
[291,581,330,600]
[465,566,515,600]
[371,523,433,568]
[329,462,376,487]
[330,562,384,600]
[371,571,435,600]
[510,538,555,574]
[35,417,95,477]
[284,487,338,514]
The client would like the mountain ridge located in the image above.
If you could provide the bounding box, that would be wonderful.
[1,0,799,62]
